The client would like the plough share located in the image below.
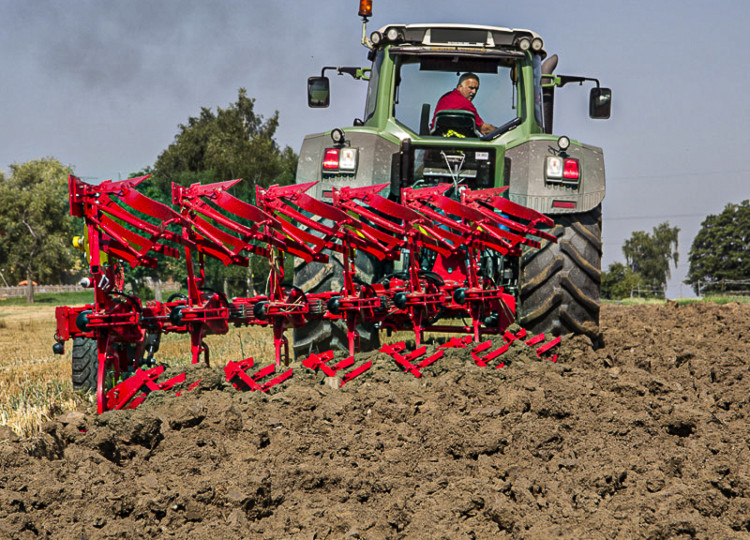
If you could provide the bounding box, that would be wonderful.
[54,175,559,413]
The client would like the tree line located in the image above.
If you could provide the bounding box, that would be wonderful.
[0,89,297,302]
[0,87,747,301]
[602,200,750,299]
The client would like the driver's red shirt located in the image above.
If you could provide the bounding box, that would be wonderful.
[432,89,484,129]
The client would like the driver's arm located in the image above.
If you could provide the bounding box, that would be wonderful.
[479,122,496,135]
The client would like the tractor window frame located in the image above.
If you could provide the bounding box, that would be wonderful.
[532,53,544,129]
[363,50,385,123]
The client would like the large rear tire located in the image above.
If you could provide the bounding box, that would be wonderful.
[292,252,381,359]
[71,337,97,392]
[518,205,602,337]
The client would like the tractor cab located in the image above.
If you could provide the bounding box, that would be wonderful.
[295,1,612,348]
[305,20,609,195]
[369,27,535,143]
[309,24,548,135]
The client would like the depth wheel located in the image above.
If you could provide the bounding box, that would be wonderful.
[71,337,97,392]
[518,205,602,337]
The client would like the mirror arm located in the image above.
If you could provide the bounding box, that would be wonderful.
[321,66,364,80]
[320,66,337,77]
[555,75,601,88]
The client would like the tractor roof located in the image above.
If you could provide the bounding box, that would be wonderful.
[374,23,546,58]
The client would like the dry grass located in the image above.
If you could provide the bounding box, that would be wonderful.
[0,303,280,438]
[0,300,445,438]
[0,305,89,437]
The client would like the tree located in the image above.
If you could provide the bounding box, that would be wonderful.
[151,88,297,200]
[133,89,298,297]
[622,222,679,297]
[685,200,750,295]
[600,262,643,300]
[0,158,77,302]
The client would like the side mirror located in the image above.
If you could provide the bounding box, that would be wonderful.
[307,77,330,108]
[589,87,612,119]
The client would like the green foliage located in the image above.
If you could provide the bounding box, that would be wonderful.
[124,88,298,293]
[0,289,95,306]
[685,200,750,295]
[151,88,297,200]
[0,92,296,303]
[600,262,643,299]
[677,295,750,306]
[0,158,79,300]
[622,222,679,296]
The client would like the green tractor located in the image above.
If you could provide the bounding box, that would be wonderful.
[293,3,612,357]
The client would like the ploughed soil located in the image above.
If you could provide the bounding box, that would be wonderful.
[3,302,750,539]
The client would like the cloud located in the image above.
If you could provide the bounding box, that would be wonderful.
[5,2,241,97]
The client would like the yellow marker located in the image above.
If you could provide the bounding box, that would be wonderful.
[444,129,466,139]
[72,236,85,252]
[72,226,108,264]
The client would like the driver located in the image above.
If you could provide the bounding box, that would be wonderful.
[432,72,496,135]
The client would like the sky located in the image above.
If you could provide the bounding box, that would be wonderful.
[1,0,748,298]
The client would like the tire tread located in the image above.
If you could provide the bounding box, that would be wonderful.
[519,206,602,336]
[72,337,97,392]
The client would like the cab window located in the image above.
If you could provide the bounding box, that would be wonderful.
[393,55,520,136]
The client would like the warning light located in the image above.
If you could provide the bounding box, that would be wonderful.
[358,0,372,18]
[546,156,580,183]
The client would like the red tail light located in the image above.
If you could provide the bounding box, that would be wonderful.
[323,148,339,170]
[563,158,580,179]
[552,200,576,209]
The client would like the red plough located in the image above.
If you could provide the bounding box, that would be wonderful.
[379,342,444,378]
[55,174,558,412]
[224,358,293,392]
[470,330,563,369]
[104,366,193,411]
[301,352,373,387]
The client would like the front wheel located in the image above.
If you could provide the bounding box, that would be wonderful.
[518,205,602,337]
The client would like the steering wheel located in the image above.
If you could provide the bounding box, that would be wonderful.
[480,117,522,141]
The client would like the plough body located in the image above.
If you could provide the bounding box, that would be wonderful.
[55,175,556,412]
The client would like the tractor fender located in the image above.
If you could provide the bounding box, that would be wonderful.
[296,130,399,200]
[505,137,605,215]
